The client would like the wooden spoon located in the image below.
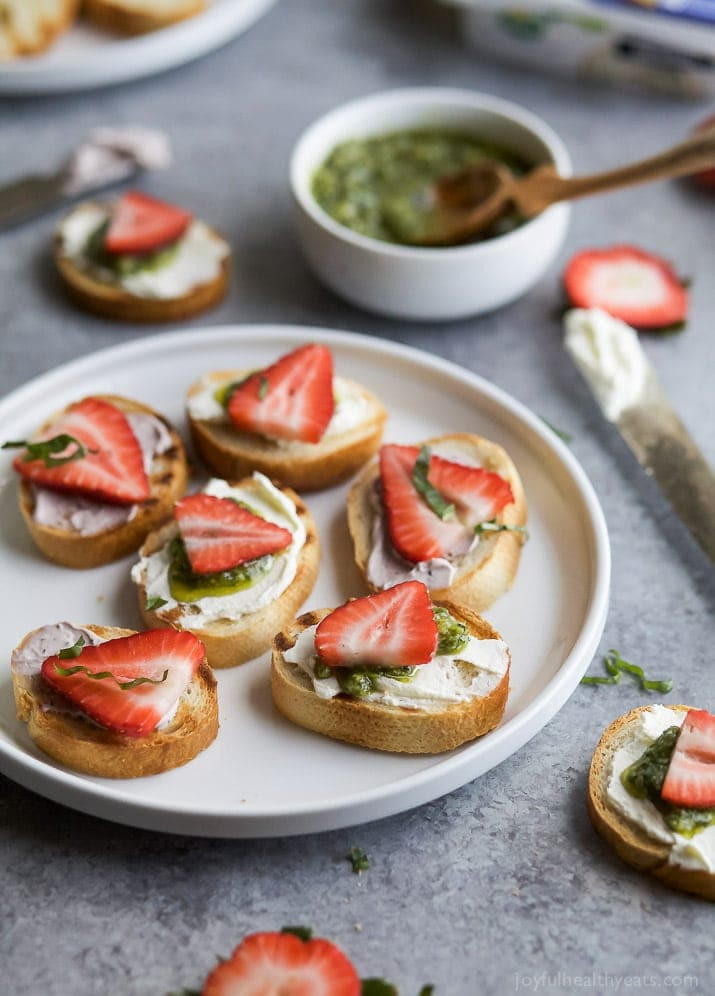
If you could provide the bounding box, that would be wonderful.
[400,127,715,247]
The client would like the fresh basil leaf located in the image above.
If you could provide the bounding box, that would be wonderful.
[2,433,95,468]
[348,845,370,874]
[412,446,455,520]
[539,416,572,444]
[58,636,85,660]
[145,596,168,612]
[361,980,398,996]
[475,518,529,540]
[258,375,269,400]
[581,650,673,693]
[419,987,436,996]
[53,662,169,690]
[281,925,313,942]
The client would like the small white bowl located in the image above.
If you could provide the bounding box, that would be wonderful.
[290,87,572,322]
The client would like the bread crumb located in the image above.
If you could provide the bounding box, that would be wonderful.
[96,595,105,603]
[354,923,363,932]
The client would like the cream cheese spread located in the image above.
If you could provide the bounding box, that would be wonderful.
[60,202,229,300]
[31,412,174,537]
[284,624,509,712]
[131,473,306,628]
[606,704,715,873]
[564,307,649,422]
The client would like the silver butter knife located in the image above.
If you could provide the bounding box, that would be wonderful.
[565,308,715,562]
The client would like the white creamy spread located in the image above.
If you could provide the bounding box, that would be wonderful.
[284,624,509,712]
[564,307,649,422]
[31,412,174,537]
[60,203,229,300]
[63,127,171,197]
[606,704,715,872]
[187,373,370,446]
[10,622,180,731]
[131,473,306,628]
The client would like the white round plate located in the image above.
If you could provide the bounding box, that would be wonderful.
[0,0,278,95]
[0,326,610,837]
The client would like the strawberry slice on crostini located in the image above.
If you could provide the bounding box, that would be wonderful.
[41,629,205,738]
[428,453,514,529]
[315,580,438,669]
[104,190,192,255]
[227,343,335,444]
[202,931,360,996]
[563,245,688,329]
[661,709,715,809]
[174,492,293,574]
[11,397,150,505]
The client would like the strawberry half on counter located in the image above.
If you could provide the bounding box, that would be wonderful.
[104,190,192,255]
[202,930,361,996]
[563,245,688,330]
[661,709,715,809]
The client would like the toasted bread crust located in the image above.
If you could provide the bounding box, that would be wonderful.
[12,624,219,778]
[83,0,205,35]
[588,705,715,901]
[54,231,229,323]
[271,600,509,754]
[135,481,320,668]
[16,395,189,569]
[187,372,387,492]
[347,433,527,613]
[0,1,79,59]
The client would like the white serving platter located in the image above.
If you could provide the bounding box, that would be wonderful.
[0,0,278,95]
[0,325,610,837]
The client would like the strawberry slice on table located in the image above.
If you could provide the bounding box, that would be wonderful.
[12,397,150,505]
[227,343,335,443]
[315,580,438,669]
[104,190,192,255]
[428,453,514,529]
[563,245,688,329]
[661,709,715,809]
[41,629,204,738]
[202,931,360,996]
[174,493,293,574]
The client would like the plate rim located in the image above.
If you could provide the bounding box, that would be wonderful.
[0,323,611,836]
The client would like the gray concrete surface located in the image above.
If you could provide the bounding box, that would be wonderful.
[1,1,713,993]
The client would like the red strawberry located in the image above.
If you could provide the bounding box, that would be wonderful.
[428,453,514,529]
[41,629,204,738]
[563,245,688,329]
[104,190,192,255]
[174,493,292,574]
[692,116,715,190]
[315,580,438,668]
[202,932,360,996]
[12,397,149,505]
[661,709,715,809]
[379,445,472,564]
[227,344,335,444]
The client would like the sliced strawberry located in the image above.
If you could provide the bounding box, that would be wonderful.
[174,493,292,574]
[379,444,473,564]
[563,245,688,329]
[104,190,192,255]
[661,709,715,809]
[315,580,438,669]
[13,397,149,505]
[41,629,204,738]
[227,343,335,443]
[428,454,514,529]
[202,931,360,996]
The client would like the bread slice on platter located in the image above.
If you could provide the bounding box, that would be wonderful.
[83,0,205,35]
[11,394,189,568]
[0,1,79,60]
[588,704,715,901]
[55,192,230,323]
[348,433,527,614]
[133,475,320,669]
[12,623,218,778]
[271,581,510,754]
[187,343,387,492]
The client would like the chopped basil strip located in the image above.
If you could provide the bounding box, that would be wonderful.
[145,596,168,612]
[58,636,85,660]
[475,518,529,540]
[2,433,96,468]
[581,649,673,693]
[213,374,252,409]
[361,981,398,996]
[419,987,436,996]
[258,375,269,400]
[412,446,455,520]
[540,416,572,444]
[54,661,169,690]
[281,926,313,942]
[348,845,370,874]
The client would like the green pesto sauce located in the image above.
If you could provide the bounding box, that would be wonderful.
[311,129,528,245]
[86,221,180,277]
[433,605,469,656]
[167,536,271,603]
[621,726,715,837]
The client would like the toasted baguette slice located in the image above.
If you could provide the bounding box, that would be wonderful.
[588,705,714,902]
[187,371,387,492]
[347,433,527,613]
[12,624,218,778]
[271,600,509,754]
[0,1,79,60]
[83,0,204,35]
[17,394,189,569]
[135,481,320,668]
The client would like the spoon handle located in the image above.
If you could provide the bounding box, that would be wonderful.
[527,128,715,208]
